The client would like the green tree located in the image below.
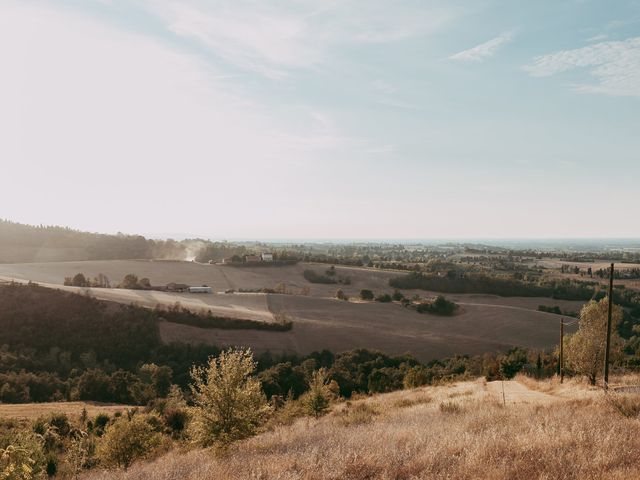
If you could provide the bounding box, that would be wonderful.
[120,274,139,290]
[72,273,88,287]
[0,433,46,480]
[97,415,161,470]
[565,298,623,385]
[189,348,271,447]
[303,369,332,417]
[359,289,374,300]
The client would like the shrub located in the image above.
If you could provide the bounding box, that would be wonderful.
[91,414,111,437]
[163,408,189,436]
[0,433,47,479]
[360,289,374,300]
[335,289,347,301]
[403,366,432,388]
[189,348,272,447]
[607,393,640,418]
[303,270,337,284]
[392,290,404,301]
[97,415,162,470]
[439,401,462,414]
[375,293,392,303]
[416,295,458,316]
[336,402,379,426]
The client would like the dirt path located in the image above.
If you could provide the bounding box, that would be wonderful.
[487,380,557,405]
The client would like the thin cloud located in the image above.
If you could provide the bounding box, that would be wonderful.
[523,37,640,97]
[449,32,513,62]
[144,0,458,78]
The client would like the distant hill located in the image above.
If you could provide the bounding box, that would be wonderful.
[0,219,189,263]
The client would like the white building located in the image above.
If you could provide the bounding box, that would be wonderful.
[261,253,274,262]
[188,286,212,293]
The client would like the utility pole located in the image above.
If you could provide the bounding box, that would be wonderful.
[603,262,615,390]
[559,318,564,384]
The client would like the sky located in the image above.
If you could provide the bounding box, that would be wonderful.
[1,0,639,240]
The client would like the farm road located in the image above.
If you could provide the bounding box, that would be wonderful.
[487,380,557,405]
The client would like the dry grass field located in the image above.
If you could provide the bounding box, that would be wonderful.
[0,401,133,421]
[83,376,640,480]
[0,260,584,361]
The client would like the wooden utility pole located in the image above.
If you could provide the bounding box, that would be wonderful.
[603,262,615,390]
[559,318,564,384]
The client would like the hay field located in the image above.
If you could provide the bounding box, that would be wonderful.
[0,260,583,361]
[84,376,640,480]
[0,401,133,421]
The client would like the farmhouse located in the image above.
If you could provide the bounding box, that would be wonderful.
[261,253,274,262]
[245,255,261,263]
[166,282,189,292]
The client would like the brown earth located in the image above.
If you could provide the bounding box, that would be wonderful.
[0,260,583,361]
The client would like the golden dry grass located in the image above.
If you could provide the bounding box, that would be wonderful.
[83,377,640,480]
[0,401,133,421]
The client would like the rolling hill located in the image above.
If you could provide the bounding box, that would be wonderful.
[0,260,583,362]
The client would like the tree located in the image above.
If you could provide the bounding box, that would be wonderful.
[120,274,139,290]
[72,273,88,287]
[565,298,623,385]
[392,290,404,301]
[189,348,271,447]
[335,289,347,300]
[303,369,332,417]
[138,278,151,289]
[97,415,161,470]
[360,289,374,300]
[375,293,392,303]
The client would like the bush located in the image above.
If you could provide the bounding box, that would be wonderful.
[0,432,47,479]
[416,295,458,316]
[97,415,162,470]
[303,270,337,284]
[439,401,462,414]
[91,414,111,437]
[360,289,374,300]
[403,366,432,388]
[189,348,272,447]
[392,290,404,301]
[163,408,189,436]
[336,402,379,426]
[375,293,392,303]
[607,393,640,418]
[335,289,347,301]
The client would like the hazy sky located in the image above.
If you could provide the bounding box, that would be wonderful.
[1,0,639,240]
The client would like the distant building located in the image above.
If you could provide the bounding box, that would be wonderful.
[188,286,212,293]
[261,253,274,262]
[245,255,261,263]
[166,282,189,292]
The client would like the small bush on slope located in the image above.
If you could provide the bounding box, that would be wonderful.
[189,348,272,448]
[97,415,162,470]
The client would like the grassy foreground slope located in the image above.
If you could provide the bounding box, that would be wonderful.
[85,377,640,480]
